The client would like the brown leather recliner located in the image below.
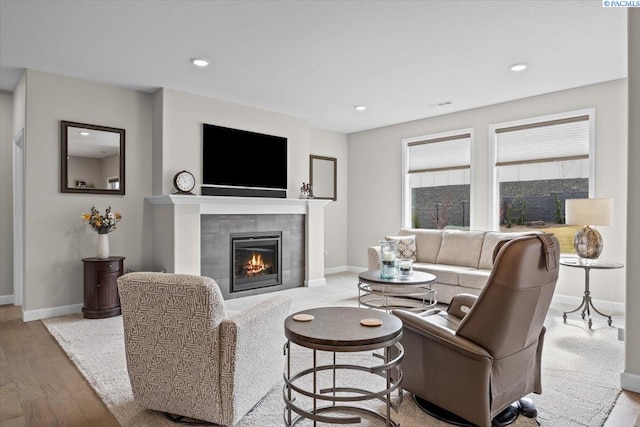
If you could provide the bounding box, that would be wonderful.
[392,232,560,427]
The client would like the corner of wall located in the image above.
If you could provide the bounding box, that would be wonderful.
[152,89,164,195]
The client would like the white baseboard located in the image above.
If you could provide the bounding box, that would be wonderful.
[621,371,640,393]
[324,266,349,275]
[0,294,15,305]
[305,278,326,288]
[23,303,83,322]
[552,293,625,314]
[347,266,367,273]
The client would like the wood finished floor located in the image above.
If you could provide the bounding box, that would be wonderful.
[0,303,639,426]
[0,305,118,427]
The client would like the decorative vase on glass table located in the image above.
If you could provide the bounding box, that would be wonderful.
[398,258,414,277]
[379,240,398,279]
[81,205,123,259]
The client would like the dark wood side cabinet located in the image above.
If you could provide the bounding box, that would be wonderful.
[81,256,125,319]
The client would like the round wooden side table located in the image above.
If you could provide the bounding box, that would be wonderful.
[284,306,404,426]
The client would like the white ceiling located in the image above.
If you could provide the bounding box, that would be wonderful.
[0,1,627,134]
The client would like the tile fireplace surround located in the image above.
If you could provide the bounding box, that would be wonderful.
[145,195,331,294]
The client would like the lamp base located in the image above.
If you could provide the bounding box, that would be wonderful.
[574,225,603,259]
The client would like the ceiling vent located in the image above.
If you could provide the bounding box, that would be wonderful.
[429,101,452,108]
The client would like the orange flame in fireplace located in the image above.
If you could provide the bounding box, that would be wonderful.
[244,253,268,276]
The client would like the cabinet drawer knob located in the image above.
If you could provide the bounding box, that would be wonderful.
[108,264,112,268]
[97,284,101,288]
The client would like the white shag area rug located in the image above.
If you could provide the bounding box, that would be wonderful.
[42,272,624,427]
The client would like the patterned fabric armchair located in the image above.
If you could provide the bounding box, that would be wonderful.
[117,272,292,426]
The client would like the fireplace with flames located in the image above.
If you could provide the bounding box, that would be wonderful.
[230,232,282,292]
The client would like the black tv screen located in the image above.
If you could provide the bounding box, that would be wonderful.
[202,123,287,190]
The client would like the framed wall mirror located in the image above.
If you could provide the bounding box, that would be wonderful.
[61,121,125,195]
[310,155,337,201]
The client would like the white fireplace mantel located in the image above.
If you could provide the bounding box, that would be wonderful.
[145,195,331,287]
[146,194,331,214]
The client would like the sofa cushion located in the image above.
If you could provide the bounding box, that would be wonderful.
[414,263,475,286]
[401,228,443,263]
[436,230,486,268]
[459,270,492,290]
[478,232,527,270]
[385,234,417,261]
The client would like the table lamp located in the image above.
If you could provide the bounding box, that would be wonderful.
[565,198,613,259]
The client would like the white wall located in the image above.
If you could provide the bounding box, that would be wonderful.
[348,79,628,304]
[310,127,348,272]
[0,91,13,301]
[22,70,153,317]
[623,9,640,393]
[6,73,351,318]
[155,88,310,196]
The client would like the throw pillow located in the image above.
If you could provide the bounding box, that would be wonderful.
[385,235,417,261]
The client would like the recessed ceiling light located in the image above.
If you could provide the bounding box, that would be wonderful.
[191,58,209,67]
[79,131,90,136]
[354,105,366,111]
[510,63,527,71]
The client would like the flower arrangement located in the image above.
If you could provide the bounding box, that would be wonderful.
[82,205,122,234]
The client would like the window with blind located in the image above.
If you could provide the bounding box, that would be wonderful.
[493,111,593,253]
[404,130,472,229]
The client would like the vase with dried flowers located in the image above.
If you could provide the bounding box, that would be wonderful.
[81,206,122,259]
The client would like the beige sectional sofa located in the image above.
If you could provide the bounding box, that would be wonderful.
[368,228,526,304]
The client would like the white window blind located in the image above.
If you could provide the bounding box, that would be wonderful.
[496,115,589,166]
[408,133,471,173]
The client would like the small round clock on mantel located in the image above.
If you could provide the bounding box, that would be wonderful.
[173,170,196,195]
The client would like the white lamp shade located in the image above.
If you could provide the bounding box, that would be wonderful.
[565,198,613,226]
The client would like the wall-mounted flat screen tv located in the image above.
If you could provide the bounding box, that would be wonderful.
[202,123,287,190]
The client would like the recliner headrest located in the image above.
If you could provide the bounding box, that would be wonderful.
[492,232,558,271]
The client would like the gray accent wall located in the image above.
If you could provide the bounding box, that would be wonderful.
[201,214,305,300]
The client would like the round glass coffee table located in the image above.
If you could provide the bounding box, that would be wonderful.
[358,270,437,312]
[283,307,404,427]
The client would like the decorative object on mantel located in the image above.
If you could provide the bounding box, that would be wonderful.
[82,205,122,259]
[172,170,196,195]
[299,182,314,199]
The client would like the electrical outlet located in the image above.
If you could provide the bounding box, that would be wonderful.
[618,327,625,342]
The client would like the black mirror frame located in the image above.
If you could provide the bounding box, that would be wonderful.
[309,155,337,201]
[60,121,125,195]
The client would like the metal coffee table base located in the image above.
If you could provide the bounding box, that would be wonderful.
[283,342,404,426]
[358,271,437,313]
